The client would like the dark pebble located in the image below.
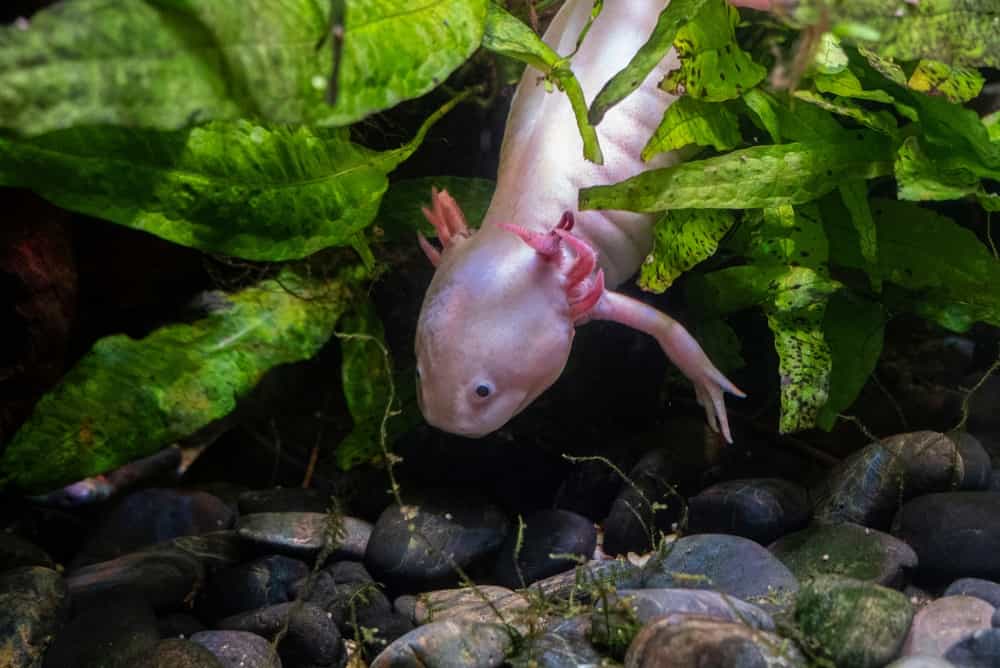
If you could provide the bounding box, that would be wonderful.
[893,492,1000,583]
[511,616,604,668]
[639,534,799,611]
[158,612,205,639]
[238,487,331,514]
[602,450,682,556]
[365,494,509,592]
[687,478,810,545]
[370,620,511,668]
[991,470,1000,492]
[74,488,234,566]
[217,602,345,668]
[190,630,281,668]
[132,638,225,668]
[166,530,252,571]
[199,555,309,620]
[44,591,159,668]
[902,595,995,657]
[67,548,204,611]
[954,432,993,490]
[769,522,918,588]
[493,509,596,588]
[553,457,626,522]
[945,628,1000,667]
[0,533,55,570]
[0,567,68,668]
[598,588,774,633]
[944,578,1000,608]
[812,431,965,529]
[237,512,371,561]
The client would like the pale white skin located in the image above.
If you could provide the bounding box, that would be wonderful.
[416,0,750,440]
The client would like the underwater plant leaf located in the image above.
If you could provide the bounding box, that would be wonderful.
[0,0,483,135]
[747,204,829,268]
[482,2,603,164]
[792,90,898,137]
[838,180,880,290]
[695,318,745,374]
[985,111,1000,142]
[784,0,1000,68]
[895,136,981,202]
[580,131,893,212]
[638,209,736,293]
[816,291,885,430]
[906,59,985,103]
[376,176,495,243]
[810,33,849,75]
[587,0,709,125]
[0,268,361,493]
[642,97,741,160]
[659,0,766,102]
[903,86,1000,179]
[812,69,895,103]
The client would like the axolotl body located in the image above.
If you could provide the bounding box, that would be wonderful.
[414,0,747,441]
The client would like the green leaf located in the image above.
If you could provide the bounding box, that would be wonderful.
[748,204,829,268]
[907,59,985,103]
[985,111,1000,143]
[838,181,880,290]
[0,0,484,135]
[816,292,885,430]
[0,268,362,493]
[660,0,766,102]
[785,0,1000,68]
[742,88,844,143]
[895,135,980,202]
[792,90,898,137]
[695,318,745,374]
[482,2,603,164]
[905,92,1000,180]
[580,132,894,212]
[0,92,464,261]
[810,33,850,75]
[811,69,895,104]
[587,0,709,125]
[642,97,741,160]
[377,176,495,243]
[638,209,736,293]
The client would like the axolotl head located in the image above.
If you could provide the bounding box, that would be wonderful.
[413,190,593,438]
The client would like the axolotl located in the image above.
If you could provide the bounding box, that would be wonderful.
[414,0,759,442]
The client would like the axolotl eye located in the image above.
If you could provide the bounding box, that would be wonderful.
[474,383,493,398]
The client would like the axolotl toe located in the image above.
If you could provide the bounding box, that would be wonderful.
[414,0,748,441]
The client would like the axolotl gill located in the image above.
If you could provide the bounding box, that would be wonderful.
[414,0,762,442]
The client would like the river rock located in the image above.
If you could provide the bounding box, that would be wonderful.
[795,574,913,668]
[413,586,530,628]
[0,567,68,668]
[624,614,806,667]
[370,620,512,668]
[238,488,330,514]
[953,432,993,490]
[190,630,281,668]
[67,547,204,611]
[509,615,604,668]
[237,512,371,562]
[601,589,774,631]
[944,578,1000,608]
[493,509,596,588]
[43,591,159,668]
[687,478,810,545]
[769,522,918,588]
[885,658,957,668]
[158,613,205,639]
[199,555,309,620]
[602,450,682,556]
[944,628,1000,666]
[902,595,995,657]
[893,492,1000,583]
[0,533,55,571]
[812,431,965,529]
[554,456,627,521]
[639,534,798,611]
[133,638,225,668]
[166,531,252,571]
[217,602,345,668]
[365,494,509,592]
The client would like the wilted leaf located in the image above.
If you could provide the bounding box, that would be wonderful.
[816,292,885,430]
[0,0,483,135]
[580,131,893,212]
[907,59,985,103]
[482,3,602,163]
[642,97,741,160]
[377,176,495,243]
[0,268,362,493]
[588,0,709,125]
[638,209,735,293]
[660,0,766,102]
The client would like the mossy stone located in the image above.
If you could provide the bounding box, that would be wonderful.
[795,574,913,668]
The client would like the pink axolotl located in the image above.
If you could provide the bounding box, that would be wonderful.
[414,0,766,441]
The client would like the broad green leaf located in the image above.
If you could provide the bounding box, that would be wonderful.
[895,136,980,202]
[638,209,736,293]
[856,47,907,86]
[336,300,421,470]
[660,0,766,102]
[642,97,741,160]
[588,0,709,125]
[0,93,463,261]
[811,69,895,104]
[903,84,1000,179]
[377,176,495,243]
[785,0,1000,68]
[985,111,1000,143]
[816,292,885,430]
[580,132,893,212]
[742,88,844,143]
[0,0,484,135]
[748,204,829,269]
[810,33,849,75]
[792,90,898,137]
[695,318,745,374]
[907,60,985,103]
[0,268,362,493]
[742,89,781,143]
[482,3,603,164]
[838,181,880,290]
